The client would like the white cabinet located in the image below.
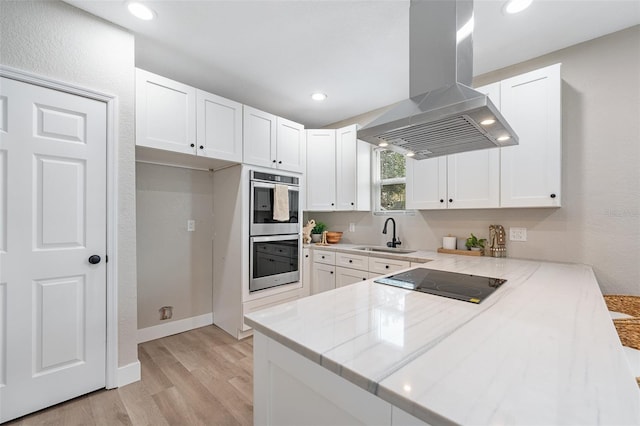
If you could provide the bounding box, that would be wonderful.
[196,90,243,162]
[243,105,305,173]
[406,64,561,210]
[500,63,562,207]
[336,267,369,288]
[136,68,196,155]
[406,82,500,210]
[302,247,311,297]
[306,129,337,210]
[135,68,243,162]
[306,124,371,211]
[368,257,411,275]
[312,263,335,294]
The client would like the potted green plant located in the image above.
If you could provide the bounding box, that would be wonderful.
[465,233,487,252]
[311,221,327,243]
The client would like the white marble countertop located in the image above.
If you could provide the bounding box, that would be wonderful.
[245,254,640,425]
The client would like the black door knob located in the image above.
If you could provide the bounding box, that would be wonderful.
[190,143,195,148]
[449,198,453,203]
[199,145,204,150]
[440,199,444,203]
[550,193,557,198]
[88,255,101,264]
[278,160,282,164]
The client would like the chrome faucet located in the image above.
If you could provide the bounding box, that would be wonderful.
[382,218,401,248]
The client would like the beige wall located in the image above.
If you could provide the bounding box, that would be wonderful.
[135,163,214,329]
[0,1,139,366]
[310,26,640,296]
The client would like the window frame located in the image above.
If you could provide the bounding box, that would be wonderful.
[372,148,415,216]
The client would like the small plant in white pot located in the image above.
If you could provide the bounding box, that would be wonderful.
[465,233,487,252]
[311,221,326,243]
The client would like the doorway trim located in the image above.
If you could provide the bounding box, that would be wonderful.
[0,64,120,389]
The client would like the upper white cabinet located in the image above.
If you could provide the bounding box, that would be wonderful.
[306,124,371,212]
[406,64,561,210]
[306,129,337,210]
[196,90,243,162]
[243,105,305,173]
[406,82,501,210]
[500,63,562,207]
[136,68,196,155]
[136,68,242,162]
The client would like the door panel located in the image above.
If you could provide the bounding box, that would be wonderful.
[0,77,107,422]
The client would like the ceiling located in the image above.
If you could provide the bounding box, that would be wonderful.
[64,0,639,128]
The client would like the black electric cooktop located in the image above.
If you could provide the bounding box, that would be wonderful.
[374,268,506,304]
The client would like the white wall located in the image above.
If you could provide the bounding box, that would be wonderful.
[0,0,139,366]
[135,163,214,329]
[312,26,640,296]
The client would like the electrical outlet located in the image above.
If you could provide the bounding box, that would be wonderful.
[187,219,195,232]
[349,223,356,232]
[160,306,173,320]
[509,227,527,242]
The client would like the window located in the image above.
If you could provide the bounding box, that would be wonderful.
[374,149,407,212]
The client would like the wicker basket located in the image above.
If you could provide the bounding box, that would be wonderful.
[604,295,640,318]
[612,318,640,351]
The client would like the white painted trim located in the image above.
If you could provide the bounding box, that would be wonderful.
[137,313,213,343]
[116,361,141,388]
[0,65,121,389]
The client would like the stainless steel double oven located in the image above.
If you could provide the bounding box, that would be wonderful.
[249,170,301,293]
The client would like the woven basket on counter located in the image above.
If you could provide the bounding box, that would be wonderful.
[604,295,640,318]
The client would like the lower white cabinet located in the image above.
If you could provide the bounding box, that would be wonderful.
[335,266,369,288]
[254,332,428,425]
[311,263,335,294]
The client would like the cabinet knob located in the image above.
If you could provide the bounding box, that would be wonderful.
[351,202,354,206]
[272,159,277,163]
[331,203,334,206]
[88,255,101,264]
[199,145,204,150]
[362,277,366,280]
[330,271,334,274]
[278,160,282,164]
[321,256,325,259]
[385,265,389,269]
[449,198,453,203]
[305,254,309,258]
[348,259,352,263]
[190,143,195,148]
[550,193,557,198]
[440,199,444,203]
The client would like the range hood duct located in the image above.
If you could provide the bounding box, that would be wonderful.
[358,0,518,160]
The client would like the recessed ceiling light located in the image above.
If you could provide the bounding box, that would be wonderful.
[480,118,496,126]
[406,152,415,157]
[503,0,533,15]
[497,135,511,142]
[128,2,156,20]
[378,141,389,147]
[311,92,327,101]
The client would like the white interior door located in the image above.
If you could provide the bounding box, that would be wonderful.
[0,77,107,422]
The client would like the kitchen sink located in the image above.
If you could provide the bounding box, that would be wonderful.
[352,246,416,254]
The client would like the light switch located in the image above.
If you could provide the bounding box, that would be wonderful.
[509,227,527,241]
[187,220,195,232]
[349,223,356,232]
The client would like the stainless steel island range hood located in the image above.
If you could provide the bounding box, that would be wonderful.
[358,0,518,160]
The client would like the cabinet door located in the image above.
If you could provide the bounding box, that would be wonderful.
[196,89,243,162]
[276,117,305,173]
[500,63,562,207]
[406,157,447,209]
[356,140,372,211]
[302,248,311,297]
[311,263,336,294]
[306,129,336,211]
[336,124,358,210]
[243,105,277,168]
[135,68,196,154]
[335,267,368,288]
[447,149,500,209]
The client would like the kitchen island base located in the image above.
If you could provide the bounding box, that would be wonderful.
[253,331,430,426]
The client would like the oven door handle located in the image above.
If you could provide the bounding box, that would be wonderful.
[251,234,300,243]
[251,181,299,192]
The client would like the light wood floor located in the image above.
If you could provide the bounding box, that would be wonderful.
[8,325,254,426]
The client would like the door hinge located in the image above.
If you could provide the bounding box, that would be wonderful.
[105,255,109,263]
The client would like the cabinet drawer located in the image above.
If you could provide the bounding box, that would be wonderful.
[335,252,368,271]
[313,250,335,265]
[368,257,411,275]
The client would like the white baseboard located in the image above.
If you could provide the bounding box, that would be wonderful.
[117,361,141,387]
[137,312,213,343]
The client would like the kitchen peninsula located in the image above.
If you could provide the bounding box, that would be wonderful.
[245,252,640,425]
